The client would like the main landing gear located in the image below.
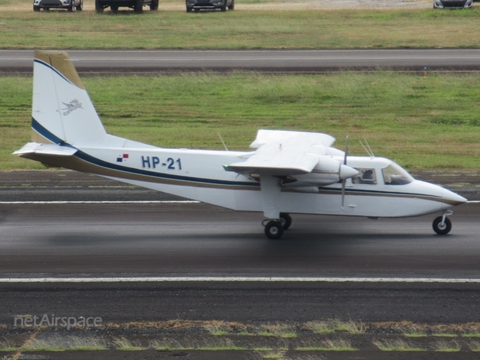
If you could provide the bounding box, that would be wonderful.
[262,213,292,239]
[432,210,453,235]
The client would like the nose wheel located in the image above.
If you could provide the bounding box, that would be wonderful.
[432,211,453,235]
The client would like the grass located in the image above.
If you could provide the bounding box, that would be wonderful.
[373,339,426,352]
[304,319,364,334]
[432,340,461,352]
[257,324,297,338]
[3,72,480,171]
[151,337,248,351]
[21,336,108,352]
[468,340,480,352]
[0,338,18,352]
[3,2,480,49]
[112,337,147,351]
[295,338,358,351]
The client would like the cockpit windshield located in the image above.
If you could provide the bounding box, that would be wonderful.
[382,162,414,185]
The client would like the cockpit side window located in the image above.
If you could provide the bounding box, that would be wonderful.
[382,163,414,185]
[352,168,377,185]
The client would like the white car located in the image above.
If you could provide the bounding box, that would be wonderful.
[33,0,83,11]
[433,0,473,8]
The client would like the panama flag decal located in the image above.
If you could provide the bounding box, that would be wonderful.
[117,154,129,163]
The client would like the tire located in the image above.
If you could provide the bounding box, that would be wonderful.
[76,0,83,10]
[265,221,284,240]
[228,0,234,10]
[34,5,40,11]
[68,1,76,12]
[433,216,452,235]
[186,6,193,12]
[111,5,119,11]
[221,0,226,11]
[95,0,103,12]
[150,0,159,10]
[280,213,292,230]
[134,0,143,13]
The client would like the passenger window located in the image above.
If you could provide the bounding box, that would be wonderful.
[352,168,377,185]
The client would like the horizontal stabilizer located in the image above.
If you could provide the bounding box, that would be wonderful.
[13,142,77,156]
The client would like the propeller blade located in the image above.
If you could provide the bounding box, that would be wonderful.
[341,179,346,210]
[342,135,349,210]
[344,135,349,165]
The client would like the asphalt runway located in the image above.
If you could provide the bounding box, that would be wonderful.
[2,49,480,73]
[1,171,480,325]
[0,171,478,279]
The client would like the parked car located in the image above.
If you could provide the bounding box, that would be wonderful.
[33,0,83,11]
[186,0,234,12]
[433,0,473,8]
[95,0,158,13]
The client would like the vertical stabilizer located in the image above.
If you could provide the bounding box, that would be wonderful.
[32,50,107,146]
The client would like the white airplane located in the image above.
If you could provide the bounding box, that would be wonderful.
[14,51,467,239]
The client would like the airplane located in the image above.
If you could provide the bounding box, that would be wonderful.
[13,50,467,239]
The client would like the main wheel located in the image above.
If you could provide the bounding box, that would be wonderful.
[186,6,192,12]
[220,0,227,11]
[280,213,292,230]
[134,0,143,13]
[95,0,103,12]
[33,5,40,11]
[68,1,76,12]
[110,5,118,11]
[265,221,284,240]
[76,0,83,10]
[433,216,452,235]
[228,0,234,10]
[150,0,159,10]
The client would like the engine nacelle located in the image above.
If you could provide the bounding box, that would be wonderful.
[282,155,358,187]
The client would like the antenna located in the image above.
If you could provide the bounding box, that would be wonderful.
[360,139,375,158]
[217,133,229,151]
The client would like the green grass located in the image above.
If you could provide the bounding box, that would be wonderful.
[373,339,426,352]
[305,319,364,334]
[295,339,358,351]
[432,340,461,352]
[3,72,480,170]
[2,2,480,49]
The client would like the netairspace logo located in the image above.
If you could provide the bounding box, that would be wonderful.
[14,314,102,330]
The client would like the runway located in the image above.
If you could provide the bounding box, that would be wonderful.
[1,172,478,279]
[2,49,480,73]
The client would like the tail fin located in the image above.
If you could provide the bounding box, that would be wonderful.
[32,50,107,146]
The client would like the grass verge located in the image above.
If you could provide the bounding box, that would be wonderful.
[3,3,480,49]
[3,72,480,171]
[373,339,426,352]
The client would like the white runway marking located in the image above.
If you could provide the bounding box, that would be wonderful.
[2,277,480,283]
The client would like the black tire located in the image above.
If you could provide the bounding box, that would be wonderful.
[150,0,159,10]
[186,6,192,12]
[265,221,284,240]
[95,0,103,12]
[110,5,119,11]
[221,0,227,11]
[194,8,200,12]
[134,0,143,13]
[68,1,76,12]
[433,216,452,235]
[280,213,292,230]
[76,0,83,10]
[228,0,234,10]
[33,5,40,11]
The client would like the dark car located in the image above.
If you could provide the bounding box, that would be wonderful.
[33,0,83,11]
[186,0,234,12]
[95,0,159,13]
[433,0,472,8]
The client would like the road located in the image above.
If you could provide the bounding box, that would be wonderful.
[1,49,480,73]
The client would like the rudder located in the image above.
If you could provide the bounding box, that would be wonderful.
[32,50,107,146]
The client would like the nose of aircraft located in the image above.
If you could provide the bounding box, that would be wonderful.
[441,187,468,206]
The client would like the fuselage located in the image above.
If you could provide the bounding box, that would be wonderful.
[26,142,466,219]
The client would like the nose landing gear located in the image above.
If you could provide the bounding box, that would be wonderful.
[433,210,453,235]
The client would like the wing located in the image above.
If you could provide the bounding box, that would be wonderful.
[225,130,335,176]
